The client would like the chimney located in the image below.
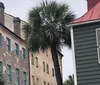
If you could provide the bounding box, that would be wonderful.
[13,17,21,37]
[0,2,5,25]
[87,0,100,11]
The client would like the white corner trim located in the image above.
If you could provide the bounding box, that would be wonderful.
[70,27,77,85]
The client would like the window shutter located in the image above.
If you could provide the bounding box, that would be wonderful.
[96,29,100,63]
[0,62,2,80]
[96,29,100,46]
[0,33,2,47]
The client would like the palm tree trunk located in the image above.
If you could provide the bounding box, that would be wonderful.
[51,44,63,85]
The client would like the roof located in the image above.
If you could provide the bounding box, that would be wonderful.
[71,1,100,24]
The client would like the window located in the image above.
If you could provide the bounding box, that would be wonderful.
[52,68,55,77]
[0,33,2,47]
[23,72,27,85]
[31,54,34,65]
[96,28,100,63]
[6,37,11,52]
[32,76,35,85]
[36,57,38,67]
[16,69,20,85]
[22,48,26,59]
[46,50,48,56]
[44,81,46,85]
[48,83,49,85]
[15,43,19,56]
[36,78,39,85]
[7,65,11,84]
[0,62,2,80]
[43,62,45,72]
[47,64,49,74]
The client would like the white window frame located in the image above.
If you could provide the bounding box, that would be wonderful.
[96,28,100,63]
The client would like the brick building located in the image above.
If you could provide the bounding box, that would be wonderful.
[0,2,63,85]
[0,2,29,85]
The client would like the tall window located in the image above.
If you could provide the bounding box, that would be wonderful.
[36,78,39,85]
[6,37,11,52]
[15,43,19,56]
[32,76,35,85]
[23,72,27,85]
[36,57,38,67]
[52,68,55,77]
[96,28,100,63]
[44,81,46,85]
[0,62,2,80]
[22,48,26,59]
[47,64,49,74]
[16,69,20,85]
[48,83,49,85]
[31,54,34,65]
[7,65,11,84]
[0,33,2,47]
[43,62,45,72]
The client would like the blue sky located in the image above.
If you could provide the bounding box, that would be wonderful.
[1,0,87,81]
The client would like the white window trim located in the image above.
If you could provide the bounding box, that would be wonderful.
[70,27,77,85]
[96,28,100,63]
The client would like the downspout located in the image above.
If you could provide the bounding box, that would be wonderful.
[27,49,31,85]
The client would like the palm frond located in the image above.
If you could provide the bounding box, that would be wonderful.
[23,0,75,52]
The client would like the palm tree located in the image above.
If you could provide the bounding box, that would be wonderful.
[63,75,74,85]
[23,1,75,85]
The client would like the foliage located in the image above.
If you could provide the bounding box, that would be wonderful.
[23,0,75,85]
[23,0,75,52]
[63,75,74,85]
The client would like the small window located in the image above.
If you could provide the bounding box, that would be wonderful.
[44,81,46,85]
[15,43,19,56]
[52,68,55,77]
[47,64,49,74]
[6,37,11,52]
[46,50,48,56]
[22,48,26,59]
[16,69,20,85]
[36,57,38,68]
[0,33,2,47]
[0,62,3,80]
[7,65,12,84]
[48,83,49,85]
[96,28,100,63]
[31,54,34,65]
[43,62,45,72]
[36,78,39,85]
[32,76,35,85]
[23,72,27,85]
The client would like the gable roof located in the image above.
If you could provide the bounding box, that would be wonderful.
[71,1,100,24]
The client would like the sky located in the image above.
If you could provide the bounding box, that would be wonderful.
[1,0,87,81]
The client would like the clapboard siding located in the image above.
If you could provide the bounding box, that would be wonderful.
[76,51,97,57]
[77,70,100,76]
[73,23,100,85]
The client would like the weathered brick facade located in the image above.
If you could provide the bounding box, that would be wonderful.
[0,25,29,85]
[0,2,63,85]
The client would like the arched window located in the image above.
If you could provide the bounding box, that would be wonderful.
[36,78,39,85]
[44,81,46,85]
[32,76,35,85]
[31,54,34,65]
[36,57,38,67]
[47,64,49,74]
[43,62,45,72]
